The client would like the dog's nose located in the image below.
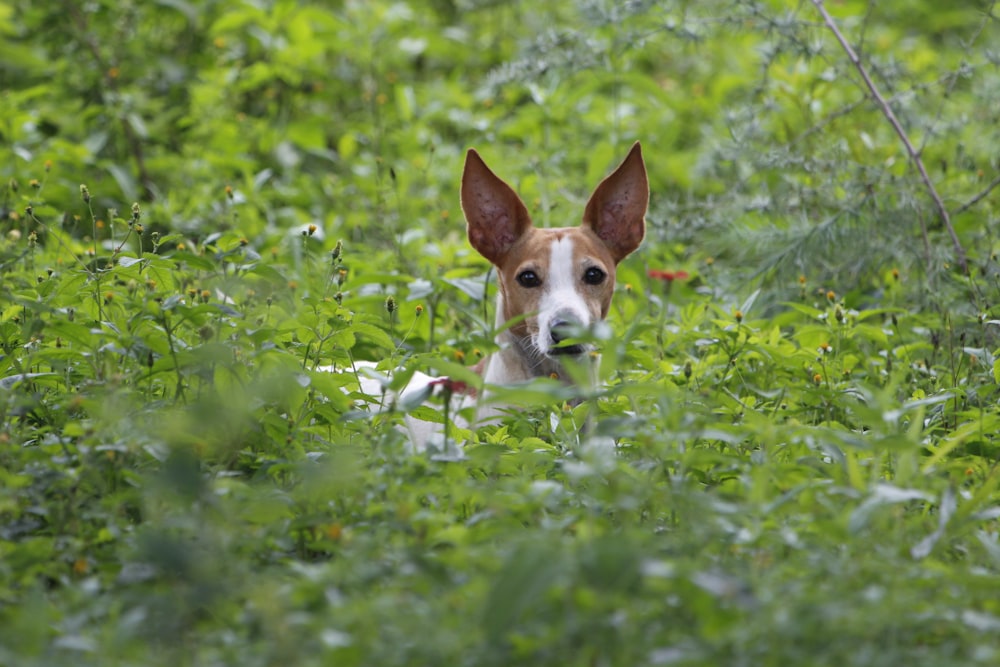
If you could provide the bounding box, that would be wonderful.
[550,319,576,344]
[550,317,587,356]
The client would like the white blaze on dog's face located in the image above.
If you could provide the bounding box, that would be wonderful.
[461,143,648,365]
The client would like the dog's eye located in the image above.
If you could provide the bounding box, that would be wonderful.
[583,267,606,285]
[517,270,541,288]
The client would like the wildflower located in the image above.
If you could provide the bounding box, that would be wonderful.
[891,268,900,280]
[624,283,632,294]
[734,309,743,323]
[705,257,715,266]
[307,224,317,236]
[29,179,40,189]
[200,289,211,303]
[225,185,234,200]
[826,290,836,301]
[428,377,475,397]
[331,240,343,260]
[798,275,806,285]
[44,160,52,172]
[453,349,465,362]
[177,242,186,251]
[812,373,822,385]
[131,202,141,219]
[684,361,693,379]
[818,342,832,354]
[385,296,396,314]
[239,237,249,246]
[415,304,424,316]
[288,281,298,291]
[835,306,844,323]
[648,269,690,282]
[441,210,450,220]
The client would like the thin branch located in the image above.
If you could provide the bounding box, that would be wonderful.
[62,0,155,201]
[810,0,968,273]
[954,173,1000,217]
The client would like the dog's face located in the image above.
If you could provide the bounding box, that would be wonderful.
[461,143,648,361]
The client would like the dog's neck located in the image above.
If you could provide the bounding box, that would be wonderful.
[481,293,565,386]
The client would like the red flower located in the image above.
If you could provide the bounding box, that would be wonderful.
[428,377,476,398]
[648,269,690,282]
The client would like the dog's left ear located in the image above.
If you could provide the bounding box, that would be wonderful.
[461,149,533,265]
[582,142,648,263]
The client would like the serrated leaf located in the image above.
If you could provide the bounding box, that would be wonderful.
[350,322,394,350]
[482,541,564,642]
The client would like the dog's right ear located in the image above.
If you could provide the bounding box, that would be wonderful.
[582,142,648,263]
[461,149,532,265]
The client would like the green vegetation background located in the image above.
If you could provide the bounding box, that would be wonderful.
[2,0,1000,665]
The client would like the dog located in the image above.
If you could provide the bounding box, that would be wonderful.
[357,142,648,451]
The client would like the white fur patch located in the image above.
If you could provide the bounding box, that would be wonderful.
[537,236,591,355]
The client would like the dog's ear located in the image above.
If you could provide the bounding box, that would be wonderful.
[582,142,648,263]
[461,149,532,264]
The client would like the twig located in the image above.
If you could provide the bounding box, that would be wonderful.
[62,0,155,201]
[810,0,968,273]
[954,173,1000,217]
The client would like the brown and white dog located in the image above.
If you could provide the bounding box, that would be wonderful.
[360,143,648,450]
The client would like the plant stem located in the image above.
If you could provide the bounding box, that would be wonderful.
[810,0,968,273]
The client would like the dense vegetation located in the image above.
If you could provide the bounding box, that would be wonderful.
[2,1,1000,665]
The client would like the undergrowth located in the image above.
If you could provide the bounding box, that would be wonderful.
[2,1,1000,665]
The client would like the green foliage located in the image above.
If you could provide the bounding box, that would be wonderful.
[2,1,1000,665]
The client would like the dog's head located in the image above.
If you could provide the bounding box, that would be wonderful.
[460,143,648,363]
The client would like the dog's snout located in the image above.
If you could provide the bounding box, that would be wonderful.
[550,317,582,344]
[548,316,588,356]
[551,319,571,344]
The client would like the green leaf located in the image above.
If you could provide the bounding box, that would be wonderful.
[482,540,565,643]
